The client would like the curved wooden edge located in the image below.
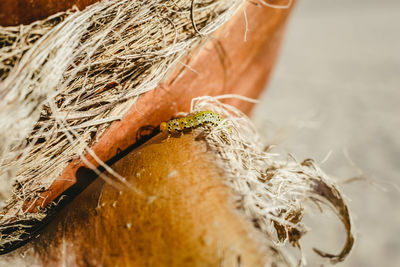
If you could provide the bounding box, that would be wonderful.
[28,133,278,266]
[16,2,294,213]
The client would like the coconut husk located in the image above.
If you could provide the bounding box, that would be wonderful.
[0,0,250,247]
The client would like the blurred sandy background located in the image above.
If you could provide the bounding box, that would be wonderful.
[253,0,400,266]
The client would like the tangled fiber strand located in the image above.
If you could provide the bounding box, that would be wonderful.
[191,95,354,265]
[0,0,249,231]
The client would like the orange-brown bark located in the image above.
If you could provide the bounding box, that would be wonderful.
[31,133,272,266]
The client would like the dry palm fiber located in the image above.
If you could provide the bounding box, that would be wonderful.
[190,95,354,265]
[0,0,353,263]
[0,0,266,244]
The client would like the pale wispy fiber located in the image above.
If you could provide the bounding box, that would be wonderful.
[191,95,354,265]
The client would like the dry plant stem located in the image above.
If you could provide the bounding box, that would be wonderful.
[0,0,294,251]
[7,133,289,266]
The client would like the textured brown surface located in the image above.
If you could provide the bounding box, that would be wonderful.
[21,1,294,213]
[0,0,99,26]
[29,133,270,266]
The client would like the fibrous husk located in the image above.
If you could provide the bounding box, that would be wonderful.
[0,1,351,264]
[0,0,251,248]
[191,95,354,265]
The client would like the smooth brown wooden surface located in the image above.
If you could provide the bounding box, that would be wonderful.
[12,133,275,266]
[0,0,99,26]
[19,1,294,215]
